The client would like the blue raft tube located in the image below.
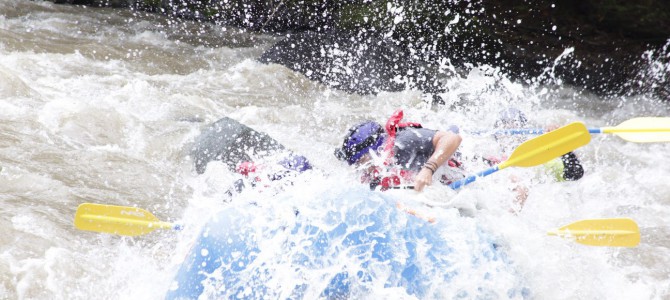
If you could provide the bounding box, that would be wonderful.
[165,187,529,299]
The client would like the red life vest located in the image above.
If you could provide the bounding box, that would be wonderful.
[381,109,422,165]
[366,109,422,191]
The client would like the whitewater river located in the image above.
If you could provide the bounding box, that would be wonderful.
[1,1,669,299]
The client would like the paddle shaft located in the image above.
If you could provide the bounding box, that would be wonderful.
[448,166,499,189]
[494,128,670,135]
[384,166,500,190]
[485,117,670,143]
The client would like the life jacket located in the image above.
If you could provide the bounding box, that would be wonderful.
[380,109,422,165]
[363,109,421,190]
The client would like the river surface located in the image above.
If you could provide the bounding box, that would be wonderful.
[1,1,669,299]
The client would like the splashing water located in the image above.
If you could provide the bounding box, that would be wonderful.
[1,1,669,299]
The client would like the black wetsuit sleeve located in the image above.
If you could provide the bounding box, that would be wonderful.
[561,151,584,181]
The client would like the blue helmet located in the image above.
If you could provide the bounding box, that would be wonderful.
[494,107,528,128]
[334,121,385,165]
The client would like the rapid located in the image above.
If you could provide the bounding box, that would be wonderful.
[1,1,669,299]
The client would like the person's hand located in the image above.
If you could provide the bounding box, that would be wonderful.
[413,168,434,192]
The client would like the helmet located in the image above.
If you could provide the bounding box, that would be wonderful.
[494,107,528,128]
[334,121,385,165]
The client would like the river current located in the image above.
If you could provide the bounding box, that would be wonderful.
[1,1,669,299]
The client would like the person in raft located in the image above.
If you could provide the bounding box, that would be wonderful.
[484,107,585,211]
[334,109,464,192]
[226,154,313,199]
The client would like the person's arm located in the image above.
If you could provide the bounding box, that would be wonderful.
[414,131,462,192]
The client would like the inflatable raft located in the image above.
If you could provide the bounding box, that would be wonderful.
[165,187,527,299]
[172,117,527,298]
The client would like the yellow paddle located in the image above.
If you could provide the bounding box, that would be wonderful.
[74,203,181,237]
[547,218,640,247]
[489,117,670,143]
[592,117,670,143]
[449,122,591,189]
[74,203,640,248]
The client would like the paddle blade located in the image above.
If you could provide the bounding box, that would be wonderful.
[604,117,670,143]
[547,218,640,247]
[74,203,175,236]
[500,122,591,169]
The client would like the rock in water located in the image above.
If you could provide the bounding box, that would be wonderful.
[190,117,286,174]
[258,31,446,98]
